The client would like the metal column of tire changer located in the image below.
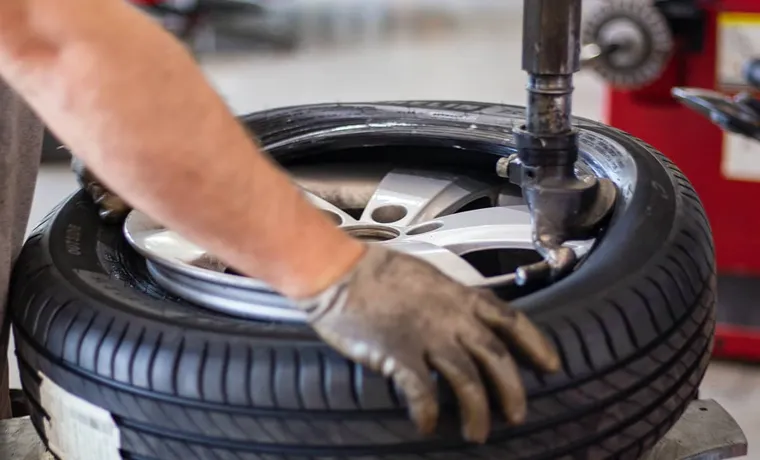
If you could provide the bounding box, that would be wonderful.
[0,0,750,458]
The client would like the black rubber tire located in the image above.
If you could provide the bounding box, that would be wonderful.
[10,101,715,460]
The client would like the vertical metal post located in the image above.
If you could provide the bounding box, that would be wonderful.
[521,0,582,137]
[511,0,617,285]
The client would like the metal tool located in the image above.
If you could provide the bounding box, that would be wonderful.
[501,0,617,285]
[674,59,760,140]
[673,86,760,140]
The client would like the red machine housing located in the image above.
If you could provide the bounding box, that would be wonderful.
[604,0,760,360]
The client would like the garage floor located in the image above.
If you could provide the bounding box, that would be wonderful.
[14,1,760,458]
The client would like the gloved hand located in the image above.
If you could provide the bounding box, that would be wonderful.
[298,245,560,443]
[71,156,132,222]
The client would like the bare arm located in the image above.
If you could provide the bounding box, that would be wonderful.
[0,0,364,298]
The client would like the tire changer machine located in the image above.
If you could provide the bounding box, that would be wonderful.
[581,0,760,363]
[0,0,753,458]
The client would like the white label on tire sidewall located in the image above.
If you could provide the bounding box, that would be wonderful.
[39,372,121,460]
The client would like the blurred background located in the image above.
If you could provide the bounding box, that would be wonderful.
[22,0,760,457]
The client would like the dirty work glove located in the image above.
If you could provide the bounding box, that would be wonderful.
[298,245,560,443]
[71,156,132,222]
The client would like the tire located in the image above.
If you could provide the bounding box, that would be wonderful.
[10,101,715,460]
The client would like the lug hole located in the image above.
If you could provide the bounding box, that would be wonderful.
[345,225,400,242]
[407,221,443,235]
[322,210,343,226]
[371,205,408,224]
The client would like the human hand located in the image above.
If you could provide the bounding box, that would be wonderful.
[297,245,560,443]
[72,156,132,222]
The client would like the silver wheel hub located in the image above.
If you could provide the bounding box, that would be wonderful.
[124,164,594,322]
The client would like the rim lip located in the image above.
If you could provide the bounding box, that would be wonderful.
[124,124,637,321]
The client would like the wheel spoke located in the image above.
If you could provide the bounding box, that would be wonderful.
[303,191,358,226]
[402,206,593,256]
[383,240,486,285]
[359,169,498,227]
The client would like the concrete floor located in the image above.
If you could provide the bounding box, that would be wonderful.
[13,1,760,458]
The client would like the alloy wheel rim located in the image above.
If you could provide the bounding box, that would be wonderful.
[124,163,595,322]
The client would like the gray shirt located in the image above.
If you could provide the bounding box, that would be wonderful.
[0,80,44,418]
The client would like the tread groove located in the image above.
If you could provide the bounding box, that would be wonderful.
[221,343,231,405]
[660,264,690,307]
[681,206,713,242]
[348,362,361,409]
[41,299,72,348]
[645,276,676,322]
[567,318,596,371]
[171,337,185,396]
[198,342,209,401]
[589,310,619,360]
[387,376,402,408]
[675,242,710,278]
[293,349,305,409]
[269,348,279,407]
[611,300,639,348]
[93,316,116,371]
[58,305,80,359]
[317,351,330,410]
[669,252,700,297]
[29,295,50,339]
[128,328,146,386]
[148,333,163,392]
[18,291,35,326]
[633,287,662,334]
[544,326,574,378]
[110,324,130,380]
[75,313,97,366]
[244,345,253,407]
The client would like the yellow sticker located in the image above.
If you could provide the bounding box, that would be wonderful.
[719,12,760,26]
[718,12,760,90]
